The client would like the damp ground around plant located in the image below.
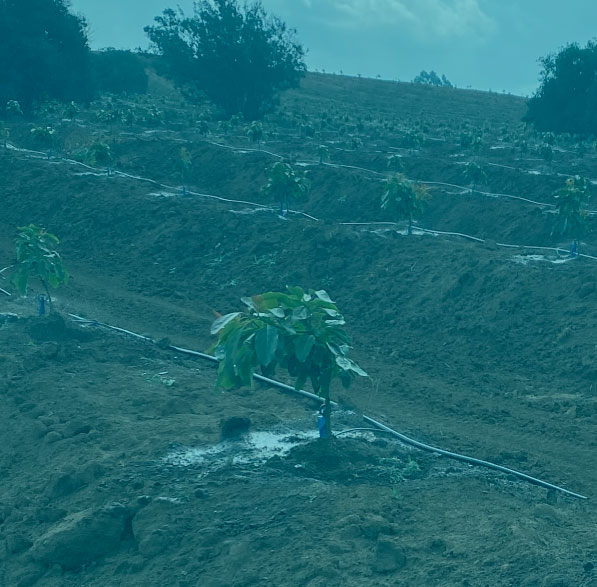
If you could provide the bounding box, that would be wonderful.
[1,73,597,587]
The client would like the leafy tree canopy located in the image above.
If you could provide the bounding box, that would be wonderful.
[145,0,306,119]
[525,41,597,135]
[413,70,452,88]
[0,0,92,115]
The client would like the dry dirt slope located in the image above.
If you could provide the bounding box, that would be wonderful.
[0,75,596,586]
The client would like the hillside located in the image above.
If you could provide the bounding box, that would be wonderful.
[0,74,596,587]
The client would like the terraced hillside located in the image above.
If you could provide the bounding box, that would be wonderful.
[0,73,596,587]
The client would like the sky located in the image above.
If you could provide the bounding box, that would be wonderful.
[69,0,597,97]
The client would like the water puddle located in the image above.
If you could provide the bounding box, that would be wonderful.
[511,254,573,265]
[163,428,320,474]
[149,191,178,198]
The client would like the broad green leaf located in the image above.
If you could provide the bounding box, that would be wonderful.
[292,306,308,321]
[294,334,315,362]
[294,373,308,392]
[347,359,368,377]
[210,312,241,335]
[240,297,256,310]
[335,356,352,371]
[314,290,334,303]
[255,325,279,367]
[269,307,285,318]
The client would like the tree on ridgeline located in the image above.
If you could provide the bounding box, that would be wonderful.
[525,41,597,136]
[0,0,92,115]
[145,0,306,119]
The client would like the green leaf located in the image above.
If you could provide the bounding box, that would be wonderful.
[294,373,308,392]
[210,312,241,335]
[241,297,256,311]
[292,306,308,321]
[269,307,285,318]
[255,325,279,367]
[314,290,334,303]
[335,356,352,371]
[294,334,315,362]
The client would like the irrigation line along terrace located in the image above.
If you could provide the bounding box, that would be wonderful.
[5,140,597,260]
[65,313,587,501]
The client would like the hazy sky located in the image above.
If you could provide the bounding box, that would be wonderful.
[70,0,597,97]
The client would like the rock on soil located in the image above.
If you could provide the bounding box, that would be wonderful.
[30,502,130,570]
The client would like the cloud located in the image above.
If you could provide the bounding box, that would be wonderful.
[321,0,496,40]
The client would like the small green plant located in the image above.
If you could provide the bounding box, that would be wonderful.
[516,138,528,160]
[552,176,591,250]
[87,142,113,175]
[349,135,363,150]
[246,121,264,147]
[209,287,367,437]
[316,145,329,165]
[63,101,79,120]
[459,131,473,149]
[302,122,315,138]
[386,154,403,172]
[175,147,192,194]
[12,224,68,312]
[540,143,554,168]
[197,119,210,135]
[463,162,488,193]
[6,100,23,118]
[381,173,430,235]
[30,126,55,159]
[402,130,422,151]
[262,161,310,216]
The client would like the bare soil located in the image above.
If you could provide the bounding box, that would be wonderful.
[0,74,596,587]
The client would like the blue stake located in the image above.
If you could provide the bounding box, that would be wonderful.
[37,294,46,316]
[317,405,328,439]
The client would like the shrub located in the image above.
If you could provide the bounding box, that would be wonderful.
[145,0,305,119]
[525,41,597,135]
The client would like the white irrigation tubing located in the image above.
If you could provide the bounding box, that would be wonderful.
[199,139,579,210]
[0,266,12,296]
[6,143,317,222]
[363,416,587,500]
[66,313,335,406]
[337,223,597,261]
[6,142,597,259]
[65,312,587,500]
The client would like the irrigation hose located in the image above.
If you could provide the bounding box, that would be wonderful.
[67,313,337,407]
[363,415,587,500]
[6,140,597,260]
[67,312,587,500]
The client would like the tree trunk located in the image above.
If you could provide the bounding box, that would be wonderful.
[41,279,52,313]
